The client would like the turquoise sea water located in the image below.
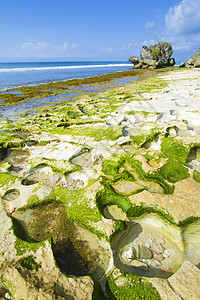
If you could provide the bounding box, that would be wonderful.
[0,61,132,91]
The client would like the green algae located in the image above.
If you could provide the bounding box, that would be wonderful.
[102,154,174,196]
[124,156,174,194]
[0,70,140,106]
[44,185,106,240]
[161,137,190,163]
[159,160,190,183]
[179,216,200,227]
[125,110,159,116]
[96,177,132,217]
[49,125,122,141]
[18,255,41,271]
[12,218,47,256]
[38,140,49,146]
[0,173,17,188]
[130,128,160,147]
[107,269,161,300]
[110,220,127,242]
[127,204,176,225]
[0,132,25,149]
[193,170,200,183]
[0,276,14,296]
[102,159,121,176]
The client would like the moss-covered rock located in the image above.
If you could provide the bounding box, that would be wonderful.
[193,170,200,183]
[161,137,190,163]
[107,268,161,299]
[18,255,41,271]
[159,160,190,183]
[96,177,132,218]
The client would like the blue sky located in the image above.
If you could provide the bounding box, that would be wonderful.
[0,0,200,62]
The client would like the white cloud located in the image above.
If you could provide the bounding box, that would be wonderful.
[21,41,79,57]
[22,41,33,48]
[145,21,155,30]
[165,0,200,35]
[161,0,200,56]
[63,42,68,50]
[36,41,49,49]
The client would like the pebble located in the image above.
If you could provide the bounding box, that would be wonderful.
[139,246,153,259]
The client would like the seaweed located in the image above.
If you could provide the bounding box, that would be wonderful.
[107,269,161,300]
[193,170,200,183]
[161,137,190,163]
[159,159,190,183]
[18,255,41,271]
[96,177,132,216]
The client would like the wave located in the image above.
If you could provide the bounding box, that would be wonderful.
[0,63,131,73]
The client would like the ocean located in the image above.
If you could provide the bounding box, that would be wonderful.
[0,61,132,91]
[0,61,134,119]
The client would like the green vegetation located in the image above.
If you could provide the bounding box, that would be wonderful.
[0,173,17,188]
[49,125,122,141]
[193,170,200,183]
[127,203,176,225]
[12,218,46,255]
[110,220,127,241]
[124,155,174,194]
[161,137,190,163]
[18,255,41,271]
[159,160,190,183]
[146,41,173,61]
[0,70,142,106]
[96,177,132,217]
[107,269,161,300]
[0,275,14,296]
[130,130,159,146]
[179,216,200,227]
[102,159,121,176]
[0,132,25,148]
[125,110,157,116]
[38,140,49,146]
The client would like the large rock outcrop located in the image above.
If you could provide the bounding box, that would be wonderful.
[129,41,175,69]
[187,48,200,67]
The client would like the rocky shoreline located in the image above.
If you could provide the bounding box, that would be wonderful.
[0,67,200,299]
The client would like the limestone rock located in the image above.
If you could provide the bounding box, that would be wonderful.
[1,242,94,300]
[179,62,186,68]
[167,261,200,299]
[129,41,175,69]
[187,48,200,66]
[194,57,200,68]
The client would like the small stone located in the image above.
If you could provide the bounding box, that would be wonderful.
[139,246,153,259]
[130,260,149,271]
[121,247,133,262]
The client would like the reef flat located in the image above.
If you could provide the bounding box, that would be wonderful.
[0,67,200,299]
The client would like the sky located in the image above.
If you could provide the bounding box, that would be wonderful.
[0,0,200,62]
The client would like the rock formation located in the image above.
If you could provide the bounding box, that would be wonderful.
[129,41,175,69]
[188,48,200,67]
[1,68,200,299]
